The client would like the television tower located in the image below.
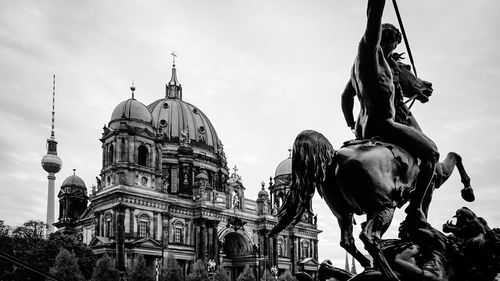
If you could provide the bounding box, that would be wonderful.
[41,75,62,235]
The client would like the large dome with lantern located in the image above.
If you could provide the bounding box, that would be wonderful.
[148,98,221,153]
[147,64,221,153]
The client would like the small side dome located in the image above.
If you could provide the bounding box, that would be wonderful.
[110,98,152,125]
[275,157,291,177]
[62,174,86,189]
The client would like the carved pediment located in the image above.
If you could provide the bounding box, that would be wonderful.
[131,237,162,249]
[299,257,319,266]
[89,236,114,247]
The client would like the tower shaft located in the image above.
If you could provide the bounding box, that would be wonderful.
[46,173,56,235]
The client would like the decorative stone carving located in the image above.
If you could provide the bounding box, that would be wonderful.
[180,129,190,147]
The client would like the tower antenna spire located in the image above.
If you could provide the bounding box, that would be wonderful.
[51,75,56,139]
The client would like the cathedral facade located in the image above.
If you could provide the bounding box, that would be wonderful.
[53,64,321,280]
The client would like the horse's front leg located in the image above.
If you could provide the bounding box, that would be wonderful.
[360,208,400,281]
[436,152,474,202]
[337,213,371,269]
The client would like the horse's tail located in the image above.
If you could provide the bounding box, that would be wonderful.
[269,130,336,237]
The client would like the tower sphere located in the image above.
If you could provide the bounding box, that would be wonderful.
[41,153,62,173]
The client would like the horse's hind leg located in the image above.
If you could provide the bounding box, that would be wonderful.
[360,208,399,281]
[435,152,474,202]
[337,213,371,269]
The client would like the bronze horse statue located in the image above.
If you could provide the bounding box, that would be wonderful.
[268,130,474,280]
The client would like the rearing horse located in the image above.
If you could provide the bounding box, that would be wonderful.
[268,130,473,281]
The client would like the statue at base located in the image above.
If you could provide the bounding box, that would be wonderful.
[317,207,500,281]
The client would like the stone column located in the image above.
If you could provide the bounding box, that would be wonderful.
[124,138,129,162]
[153,211,158,240]
[162,212,171,246]
[99,213,104,236]
[115,206,126,271]
[102,144,106,167]
[129,208,135,236]
[206,220,220,261]
[129,138,135,164]
[94,211,100,236]
[314,239,318,261]
[193,218,206,260]
[272,235,278,267]
[290,234,296,274]
[116,138,122,162]
[114,138,118,164]
[124,208,130,234]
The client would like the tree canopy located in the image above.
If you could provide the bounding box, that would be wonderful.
[49,247,85,281]
[278,270,297,281]
[91,254,120,281]
[128,254,155,281]
[186,259,209,281]
[0,220,95,281]
[161,253,183,281]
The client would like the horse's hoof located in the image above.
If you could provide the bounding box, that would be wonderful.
[461,187,475,202]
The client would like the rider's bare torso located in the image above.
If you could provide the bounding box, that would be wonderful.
[353,42,396,139]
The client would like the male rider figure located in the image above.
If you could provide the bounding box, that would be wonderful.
[344,0,439,223]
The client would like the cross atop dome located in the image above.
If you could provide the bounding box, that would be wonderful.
[166,51,182,99]
[171,51,177,66]
[228,165,242,183]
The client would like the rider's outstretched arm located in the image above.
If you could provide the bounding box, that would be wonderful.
[362,0,385,50]
[341,79,356,130]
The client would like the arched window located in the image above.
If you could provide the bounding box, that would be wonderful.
[138,214,150,238]
[108,144,114,166]
[138,145,148,167]
[301,240,310,258]
[105,213,113,237]
[173,221,184,244]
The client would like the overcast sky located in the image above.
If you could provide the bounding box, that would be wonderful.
[1,0,499,268]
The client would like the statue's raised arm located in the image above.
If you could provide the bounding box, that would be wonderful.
[362,0,385,51]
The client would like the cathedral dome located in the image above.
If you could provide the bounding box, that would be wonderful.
[62,174,86,189]
[148,97,221,152]
[110,98,152,125]
[275,157,291,177]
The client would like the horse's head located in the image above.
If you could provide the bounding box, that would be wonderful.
[397,62,433,103]
[443,207,488,239]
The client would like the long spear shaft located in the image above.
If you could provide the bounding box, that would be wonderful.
[392,0,418,108]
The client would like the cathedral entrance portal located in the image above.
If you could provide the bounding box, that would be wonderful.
[220,231,255,281]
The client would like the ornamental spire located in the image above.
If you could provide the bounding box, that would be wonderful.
[166,51,183,99]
